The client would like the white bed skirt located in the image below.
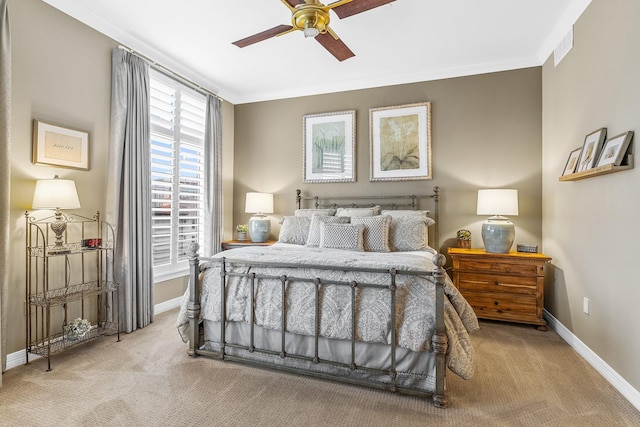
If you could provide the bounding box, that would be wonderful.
[202,319,438,393]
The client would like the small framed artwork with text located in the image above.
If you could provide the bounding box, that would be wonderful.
[576,128,606,173]
[562,147,583,176]
[32,120,89,170]
[596,131,634,167]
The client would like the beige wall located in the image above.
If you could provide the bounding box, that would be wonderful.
[233,68,543,256]
[6,0,234,355]
[542,0,640,391]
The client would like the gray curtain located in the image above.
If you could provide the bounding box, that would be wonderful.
[106,48,153,333]
[204,95,223,256]
[0,0,11,384]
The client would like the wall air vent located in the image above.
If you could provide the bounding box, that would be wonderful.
[554,27,574,67]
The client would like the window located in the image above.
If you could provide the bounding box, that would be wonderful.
[149,69,207,280]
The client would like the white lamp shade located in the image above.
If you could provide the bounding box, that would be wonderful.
[477,189,518,217]
[32,177,81,210]
[245,192,274,214]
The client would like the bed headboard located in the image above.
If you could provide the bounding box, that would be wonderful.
[295,187,440,251]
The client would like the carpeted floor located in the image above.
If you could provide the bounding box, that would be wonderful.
[1,308,638,427]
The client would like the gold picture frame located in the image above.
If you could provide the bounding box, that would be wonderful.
[369,102,432,181]
[32,119,89,170]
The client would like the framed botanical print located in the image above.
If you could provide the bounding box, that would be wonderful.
[576,128,606,173]
[303,110,356,183]
[369,102,432,181]
[562,147,583,176]
[596,131,634,167]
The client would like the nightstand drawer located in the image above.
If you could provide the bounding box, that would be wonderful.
[456,259,539,276]
[461,291,538,321]
[457,272,537,295]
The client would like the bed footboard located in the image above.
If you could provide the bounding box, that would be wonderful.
[186,242,449,408]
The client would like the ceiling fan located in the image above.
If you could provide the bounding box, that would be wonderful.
[232,0,396,61]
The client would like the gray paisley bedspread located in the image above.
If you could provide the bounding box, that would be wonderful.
[177,244,479,379]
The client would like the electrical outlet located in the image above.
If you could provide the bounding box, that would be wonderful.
[583,297,589,315]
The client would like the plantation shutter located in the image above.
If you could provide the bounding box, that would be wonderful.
[149,70,206,271]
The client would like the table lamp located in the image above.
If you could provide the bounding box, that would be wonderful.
[32,175,81,252]
[477,189,518,253]
[245,192,273,243]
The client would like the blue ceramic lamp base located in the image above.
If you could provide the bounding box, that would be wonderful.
[248,215,270,243]
[481,216,515,253]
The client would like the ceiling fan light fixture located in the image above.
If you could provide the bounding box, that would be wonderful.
[303,24,319,38]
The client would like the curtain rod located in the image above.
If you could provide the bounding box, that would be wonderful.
[117,45,222,101]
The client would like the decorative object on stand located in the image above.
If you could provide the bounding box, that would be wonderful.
[477,189,518,254]
[236,224,248,241]
[65,317,92,341]
[517,244,539,253]
[456,229,471,249]
[31,175,81,254]
[245,192,274,243]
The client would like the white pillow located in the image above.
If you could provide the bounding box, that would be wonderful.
[294,208,335,217]
[319,222,364,251]
[388,216,432,251]
[278,216,311,245]
[306,215,351,247]
[350,215,391,252]
[335,206,381,217]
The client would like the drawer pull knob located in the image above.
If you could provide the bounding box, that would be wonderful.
[494,281,500,286]
[494,301,499,305]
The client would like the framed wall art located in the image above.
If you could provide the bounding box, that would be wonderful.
[596,131,633,167]
[32,120,89,170]
[562,147,583,176]
[369,102,432,181]
[575,127,606,173]
[303,110,355,183]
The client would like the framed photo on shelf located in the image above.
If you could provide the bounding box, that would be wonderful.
[576,128,606,173]
[562,147,583,176]
[32,120,89,170]
[595,131,634,167]
[303,110,356,183]
[369,102,432,181]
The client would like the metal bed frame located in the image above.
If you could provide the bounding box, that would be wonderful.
[185,187,450,407]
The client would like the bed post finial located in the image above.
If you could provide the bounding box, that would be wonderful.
[296,189,302,209]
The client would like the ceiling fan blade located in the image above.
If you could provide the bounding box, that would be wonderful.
[232,24,294,48]
[332,0,396,19]
[315,31,355,61]
[281,0,305,11]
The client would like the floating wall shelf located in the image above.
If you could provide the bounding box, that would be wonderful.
[559,154,634,181]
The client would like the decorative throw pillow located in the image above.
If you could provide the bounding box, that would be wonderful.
[381,209,432,219]
[278,216,311,245]
[306,215,351,247]
[351,215,391,252]
[319,222,365,251]
[335,206,381,217]
[388,216,432,251]
[294,208,335,217]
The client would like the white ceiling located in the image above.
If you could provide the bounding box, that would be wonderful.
[42,0,591,104]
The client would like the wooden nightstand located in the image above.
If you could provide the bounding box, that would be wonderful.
[448,248,552,330]
[221,240,277,251]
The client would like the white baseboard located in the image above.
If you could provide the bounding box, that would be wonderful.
[544,309,640,412]
[154,296,182,315]
[5,297,182,371]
